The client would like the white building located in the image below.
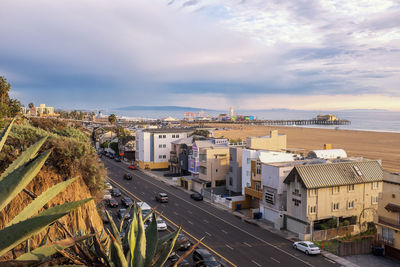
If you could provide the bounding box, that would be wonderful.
[136,129,193,170]
[241,149,298,195]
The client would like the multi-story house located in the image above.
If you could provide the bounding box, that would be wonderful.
[226,146,244,195]
[283,160,383,241]
[246,130,286,151]
[170,137,193,175]
[197,145,230,188]
[136,129,193,170]
[375,172,400,260]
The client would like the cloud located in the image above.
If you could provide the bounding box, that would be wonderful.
[0,0,399,110]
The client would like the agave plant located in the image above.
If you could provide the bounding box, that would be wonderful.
[104,203,202,267]
[0,119,93,261]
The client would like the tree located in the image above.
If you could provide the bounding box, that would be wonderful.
[28,102,34,109]
[108,114,117,125]
[0,76,10,105]
[8,99,21,117]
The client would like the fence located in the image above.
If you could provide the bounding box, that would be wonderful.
[338,237,373,256]
[313,225,358,241]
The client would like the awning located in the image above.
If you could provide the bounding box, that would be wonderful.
[385,203,400,212]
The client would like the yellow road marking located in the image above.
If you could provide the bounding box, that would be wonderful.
[108,177,237,267]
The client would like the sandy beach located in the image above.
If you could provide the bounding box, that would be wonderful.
[208,124,400,173]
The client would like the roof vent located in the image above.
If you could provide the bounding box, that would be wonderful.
[353,166,362,176]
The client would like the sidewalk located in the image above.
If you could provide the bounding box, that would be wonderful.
[139,169,360,267]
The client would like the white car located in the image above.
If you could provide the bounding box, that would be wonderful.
[293,241,321,255]
[104,182,112,190]
[148,217,168,231]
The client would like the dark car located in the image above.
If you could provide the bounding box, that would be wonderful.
[121,197,133,207]
[178,259,191,267]
[124,173,133,180]
[111,188,121,197]
[177,233,191,251]
[107,198,118,208]
[190,193,203,201]
[193,249,221,267]
[117,208,131,219]
[155,192,168,203]
[114,157,121,162]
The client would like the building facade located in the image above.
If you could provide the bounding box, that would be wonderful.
[198,146,230,188]
[375,172,400,260]
[136,129,192,170]
[284,160,383,241]
[226,146,243,194]
[246,130,286,151]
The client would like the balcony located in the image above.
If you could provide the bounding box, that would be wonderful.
[377,234,394,246]
[378,216,400,230]
[245,187,262,199]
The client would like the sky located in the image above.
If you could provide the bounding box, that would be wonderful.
[0,0,399,110]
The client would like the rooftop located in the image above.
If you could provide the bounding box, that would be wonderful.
[284,160,383,189]
[142,128,194,133]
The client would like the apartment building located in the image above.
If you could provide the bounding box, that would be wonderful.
[246,130,286,151]
[136,129,192,170]
[170,137,193,175]
[198,145,230,188]
[226,146,244,194]
[375,172,400,260]
[283,160,383,241]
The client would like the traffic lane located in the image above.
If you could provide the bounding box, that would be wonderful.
[104,159,336,267]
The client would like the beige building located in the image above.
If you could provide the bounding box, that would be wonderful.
[198,146,230,187]
[283,160,383,241]
[375,172,400,260]
[246,130,286,151]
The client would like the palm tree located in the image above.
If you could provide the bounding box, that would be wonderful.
[108,114,117,125]
[28,102,34,109]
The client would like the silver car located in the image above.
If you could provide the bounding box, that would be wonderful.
[293,241,321,255]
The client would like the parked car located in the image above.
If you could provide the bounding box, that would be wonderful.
[114,157,121,162]
[128,165,137,170]
[124,173,133,180]
[293,241,321,255]
[177,259,191,267]
[118,208,131,219]
[107,198,118,208]
[190,193,203,201]
[111,188,121,197]
[121,197,133,207]
[155,217,168,231]
[193,248,221,267]
[103,190,112,200]
[177,233,191,251]
[155,192,168,203]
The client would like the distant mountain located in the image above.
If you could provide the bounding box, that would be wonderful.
[115,105,216,112]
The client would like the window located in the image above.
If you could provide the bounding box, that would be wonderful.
[348,184,355,191]
[256,160,261,174]
[309,205,316,214]
[172,135,175,138]
[215,169,218,173]
[229,154,232,161]
[255,182,261,191]
[176,134,179,138]
[163,144,166,148]
[309,189,317,196]
[332,186,340,194]
[159,155,162,159]
[199,166,207,175]
[247,158,250,164]
[293,189,301,197]
[229,166,233,172]
[293,199,301,206]
[246,170,250,177]
[162,155,166,159]
[347,200,354,209]
[265,192,274,204]
[159,135,162,139]
[372,182,379,189]
[372,196,378,204]
[332,203,340,211]
[229,177,233,186]
[163,135,166,138]
[159,144,162,148]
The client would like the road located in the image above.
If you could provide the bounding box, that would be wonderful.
[103,157,338,267]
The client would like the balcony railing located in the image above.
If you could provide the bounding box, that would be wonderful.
[245,187,262,199]
[377,234,394,246]
[378,216,400,230]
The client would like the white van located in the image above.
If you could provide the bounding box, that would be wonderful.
[137,202,152,218]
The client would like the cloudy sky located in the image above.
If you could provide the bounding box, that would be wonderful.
[1,0,399,110]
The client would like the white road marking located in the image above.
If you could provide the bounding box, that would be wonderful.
[187,210,193,214]
[203,219,209,223]
[243,242,252,247]
[107,160,313,267]
[221,230,228,234]
[205,232,212,236]
[174,203,179,206]
[271,257,280,263]
[226,244,234,250]
[173,211,179,215]
[251,260,261,267]
[188,220,194,225]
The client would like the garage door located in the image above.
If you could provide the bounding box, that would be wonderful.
[286,216,307,234]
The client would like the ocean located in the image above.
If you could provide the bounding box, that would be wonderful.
[109,109,400,133]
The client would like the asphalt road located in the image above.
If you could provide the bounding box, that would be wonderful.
[102,157,339,267]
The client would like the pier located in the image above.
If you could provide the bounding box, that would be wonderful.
[184,119,351,126]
